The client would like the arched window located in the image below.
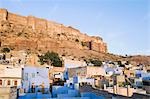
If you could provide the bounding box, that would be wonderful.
[14,80,17,86]
[7,80,10,85]
[0,80,2,85]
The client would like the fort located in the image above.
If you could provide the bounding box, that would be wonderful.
[0,8,107,53]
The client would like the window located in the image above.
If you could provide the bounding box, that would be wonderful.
[24,73,28,80]
[130,73,134,76]
[14,80,17,86]
[32,73,35,78]
[7,80,10,85]
[37,72,39,76]
[143,81,150,86]
[0,80,2,85]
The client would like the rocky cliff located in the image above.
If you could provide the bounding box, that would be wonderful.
[0,8,107,55]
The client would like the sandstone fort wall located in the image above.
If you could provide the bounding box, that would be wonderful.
[8,13,27,25]
[0,8,107,53]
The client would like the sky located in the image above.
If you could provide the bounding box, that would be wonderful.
[0,0,149,55]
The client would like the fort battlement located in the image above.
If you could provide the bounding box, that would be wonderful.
[0,9,79,34]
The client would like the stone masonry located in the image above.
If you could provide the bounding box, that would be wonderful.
[0,8,107,53]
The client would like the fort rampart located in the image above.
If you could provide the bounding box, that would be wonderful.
[0,8,107,53]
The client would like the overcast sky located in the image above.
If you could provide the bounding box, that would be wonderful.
[0,0,149,55]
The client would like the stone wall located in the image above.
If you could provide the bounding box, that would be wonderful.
[0,8,107,53]
[90,41,107,53]
[0,86,17,99]
[8,13,27,25]
[27,16,35,29]
[35,18,47,30]
[79,85,150,99]
[0,9,7,21]
[68,67,87,78]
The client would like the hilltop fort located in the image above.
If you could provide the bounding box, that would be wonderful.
[0,8,107,55]
[0,8,149,66]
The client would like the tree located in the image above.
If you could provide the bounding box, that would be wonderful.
[1,47,10,53]
[89,59,102,66]
[38,51,63,67]
[125,61,130,65]
[117,61,122,66]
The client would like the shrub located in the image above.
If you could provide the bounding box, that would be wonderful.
[81,41,86,46]
[17,32,22,36]
[89,59,102,66]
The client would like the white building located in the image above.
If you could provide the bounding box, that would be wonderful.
[64,58,87,68]
[0,64,22,88]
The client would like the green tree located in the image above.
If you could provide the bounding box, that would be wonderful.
[117,61,122,66]
[89,59,102,66]
[38,51,63,67]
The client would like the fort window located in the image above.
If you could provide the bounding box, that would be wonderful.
[0,79,2,85]
[75,39,79,42]
[89,41,92,50]
[57,34,60,36]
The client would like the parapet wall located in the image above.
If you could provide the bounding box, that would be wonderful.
[8,12,27,25]
[80,85,150,99]
[0,9,74,33]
